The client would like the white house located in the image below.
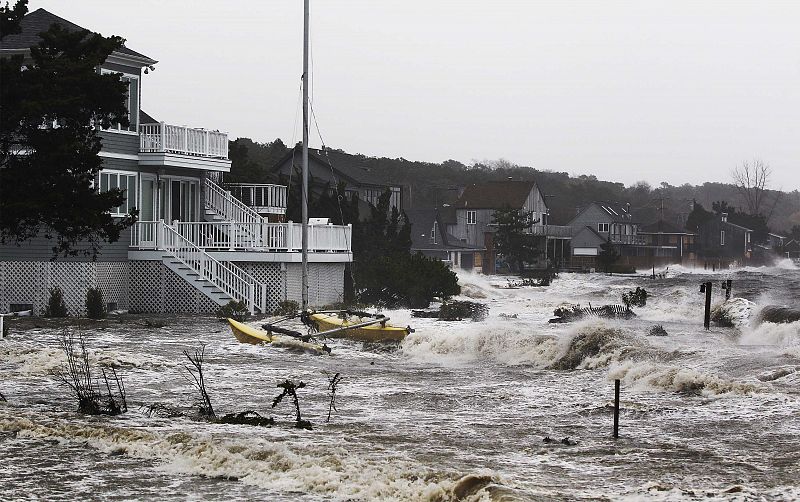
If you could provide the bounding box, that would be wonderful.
[0,9,352,315]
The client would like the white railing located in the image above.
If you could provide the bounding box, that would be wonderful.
[530,225,574,238]
[225,183,288,215]
[610,234,647,245]
[131,221,266,313]
[132,221,351,253]
[140,122,228,159]
[204,178,263,226]
[170,221,351,252]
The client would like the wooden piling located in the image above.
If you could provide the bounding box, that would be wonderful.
[613,379,620,438]
[701,281,712,329]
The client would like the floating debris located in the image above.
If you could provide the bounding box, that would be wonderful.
[549,304,635,323]
[649,324,668,336]
[412,301,489,321]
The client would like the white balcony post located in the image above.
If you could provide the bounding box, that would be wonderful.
[229,221,236,250]
[205,130,210,157]
[159,121,166,152]
[286,221,293,251]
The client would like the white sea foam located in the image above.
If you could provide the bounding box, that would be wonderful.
[0,411,503,501]
[609,360,759,395]
[739,320,800,347]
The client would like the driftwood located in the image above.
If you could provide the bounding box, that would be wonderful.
[549,304,636,323]
[217,410,274,427]
[649,324,668,336]
[325,372,343,423]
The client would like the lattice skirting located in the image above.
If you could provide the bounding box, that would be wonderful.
[129,261,218,314]
[0,261,128,316]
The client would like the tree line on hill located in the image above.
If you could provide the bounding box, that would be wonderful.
[227,137,800,243]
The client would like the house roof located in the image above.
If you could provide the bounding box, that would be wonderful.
[572,225,607,246]
[640,219,693,234]
[569,201,636,225]
[453,181,539,210]
[140,110,158,124]
[272,147,396,188]
[723,220,753,232]
[0,8,156,64]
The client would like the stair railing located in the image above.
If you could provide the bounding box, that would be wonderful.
[160,221,266,313]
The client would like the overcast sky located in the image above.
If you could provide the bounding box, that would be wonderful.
[28,0,800,190]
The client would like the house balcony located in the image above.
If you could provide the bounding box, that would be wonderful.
[225,183,287,216]
[130,220,352,263]
[610,234,647,245]
[530,225,573,239]
[138,122,231,172]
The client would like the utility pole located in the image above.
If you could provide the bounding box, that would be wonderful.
[301,0,310,309]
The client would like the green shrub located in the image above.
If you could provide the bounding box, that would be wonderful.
[45,286,69,317]
[622,287,648,308]
[216,300,249,321]
[355,252,460,308]
[273,300,299,316]
[86,288,105,319]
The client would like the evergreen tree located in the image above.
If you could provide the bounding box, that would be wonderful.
[492,207,540,273]
[1,2,135,257]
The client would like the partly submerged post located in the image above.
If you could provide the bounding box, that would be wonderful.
[613,379,620,438]
[723,279,732,300]
[700,281,712,329]
[300,0,310,310]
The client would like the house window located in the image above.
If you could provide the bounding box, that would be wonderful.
[99,171,138,216]
[467,210,477,225]
[598,223,610,233]
[430,222,438,244]
[100,70,139,132]
[720,230,726,246]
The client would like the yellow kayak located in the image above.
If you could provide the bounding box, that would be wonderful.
[227,318,329,355]
[309,312,410,342]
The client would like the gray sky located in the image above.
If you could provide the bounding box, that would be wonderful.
[29,0,800,190]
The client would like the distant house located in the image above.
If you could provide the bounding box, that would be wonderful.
[567,202,642,269]
[406,209,481,268]
[637,219,697,264]
[766,233,786,250]
[784,239,800,259]
[270,147,404,218]
[696,213,753,265]
[444,181,571,273]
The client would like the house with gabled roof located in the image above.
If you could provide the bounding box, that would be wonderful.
[444,180,572,273]
[0,9,352,316]
[695,212,753,266]
[270,147,405,218]
[406,208,482,269]
[567,202,643,269]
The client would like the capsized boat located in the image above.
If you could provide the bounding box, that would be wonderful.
[305,310,412,343]
[227,318,330,355]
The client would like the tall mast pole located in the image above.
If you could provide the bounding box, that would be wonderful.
[301,0,310,310]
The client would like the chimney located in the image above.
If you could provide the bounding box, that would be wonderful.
[721,212,728,223]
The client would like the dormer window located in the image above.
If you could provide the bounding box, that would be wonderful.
[467,210,477,225]
[598,223,610,233]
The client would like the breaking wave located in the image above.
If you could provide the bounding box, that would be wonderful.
[0,410,508,501]
[609,361,760,396]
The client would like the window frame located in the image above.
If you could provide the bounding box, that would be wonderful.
[100,69,140,134]
[598,222,610,233]
[720,230,726,246]
[99,169,139,217]
[466,210,477,225]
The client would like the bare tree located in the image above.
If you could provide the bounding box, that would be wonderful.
[732,159,772,216]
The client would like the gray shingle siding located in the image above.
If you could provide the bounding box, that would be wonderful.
[99,131,139,155]
[0,227,131,262]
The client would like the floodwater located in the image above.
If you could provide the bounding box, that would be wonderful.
[2,262,800,501]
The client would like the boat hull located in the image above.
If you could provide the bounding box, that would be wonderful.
[228,318,272,345]
[228,318,328,354]
[310,313,409,342]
